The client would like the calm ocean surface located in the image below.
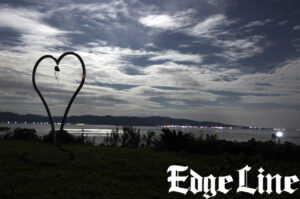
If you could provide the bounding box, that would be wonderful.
[1,123,300,146]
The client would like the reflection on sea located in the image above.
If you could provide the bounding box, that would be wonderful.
[1,123,299,146]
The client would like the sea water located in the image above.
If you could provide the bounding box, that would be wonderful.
[1,123,299,146]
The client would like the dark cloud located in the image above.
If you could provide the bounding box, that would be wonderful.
[84,81,139,90]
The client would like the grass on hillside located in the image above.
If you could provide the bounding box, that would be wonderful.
[0,140,299,199]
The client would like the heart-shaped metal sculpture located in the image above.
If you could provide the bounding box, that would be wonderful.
[32,52,86,146]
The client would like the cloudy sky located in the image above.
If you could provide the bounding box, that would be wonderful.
[0,0,300,128]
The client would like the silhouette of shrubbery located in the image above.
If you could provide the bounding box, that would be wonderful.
[0,128,39,141]
[121,126,141,148]
[153,128,300,162]
[103,127,300,161]
[153,128,194,151]
[103,126,156,148]
[103,127,120,147]
[2,127,299,162]
[141,131,155,148]
[0,127,91,145]
[43,130,86,144]
[0,127,10,131]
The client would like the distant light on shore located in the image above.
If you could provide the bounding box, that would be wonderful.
[276,131,283,137]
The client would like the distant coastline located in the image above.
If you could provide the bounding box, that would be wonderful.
[0,111,272,130]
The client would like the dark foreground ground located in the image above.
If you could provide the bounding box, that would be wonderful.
[0,140,299,199]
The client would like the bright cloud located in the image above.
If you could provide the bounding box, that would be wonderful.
[243,19,272,29]
[149,50,203,63]
[213,35,265,60]
[139,15,183,30]
[185,14,229,37]
[293,25,300,31]
[0,0,299,128]
[0,7,64,36]
[139,8,194,30]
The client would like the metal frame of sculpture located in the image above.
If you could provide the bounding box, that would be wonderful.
[32,52,86,147]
